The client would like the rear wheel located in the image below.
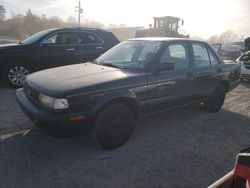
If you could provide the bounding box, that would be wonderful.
[3,62,32,87]
[204,85,226,112]
[92,104,135,150]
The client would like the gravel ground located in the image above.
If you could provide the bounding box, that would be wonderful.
[0,82,250,188]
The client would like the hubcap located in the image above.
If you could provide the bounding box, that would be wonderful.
[105,119,126,141]
[8,66,30,86]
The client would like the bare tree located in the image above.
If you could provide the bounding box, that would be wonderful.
[0,5,6,21]
[218,30,237,43]
[208,30,238,44]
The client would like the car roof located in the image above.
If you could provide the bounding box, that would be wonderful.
[52,27,109,33]
[128,37,207,43]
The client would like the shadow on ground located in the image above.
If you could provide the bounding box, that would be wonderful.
[1,105,250,188]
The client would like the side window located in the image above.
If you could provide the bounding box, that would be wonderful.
[160,43,189,70]
[59,32,75,44]
[138,43,160,62]
[192,43,210,67]
[77,32,102,44]
[208,48,220,65]
[46,32,75,44]
[46,34,57,44]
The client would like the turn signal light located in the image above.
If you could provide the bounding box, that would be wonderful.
[70,115,85,121]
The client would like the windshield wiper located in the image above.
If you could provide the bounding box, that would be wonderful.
[101,63,124,69]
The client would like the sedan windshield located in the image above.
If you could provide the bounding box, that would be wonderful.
[20,29,54,45]
[96,40,161,69]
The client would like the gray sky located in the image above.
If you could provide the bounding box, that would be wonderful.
[1,0,250,39]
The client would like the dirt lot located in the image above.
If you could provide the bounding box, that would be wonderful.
[0,82,250,188]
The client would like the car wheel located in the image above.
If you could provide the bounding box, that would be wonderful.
[3,63,31,87]
[92,104,135,150]
[204,85,226,113]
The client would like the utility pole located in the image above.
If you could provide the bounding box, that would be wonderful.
[75,1,83,26]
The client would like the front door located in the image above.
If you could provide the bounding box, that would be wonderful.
[39,31,82,69]
[146,41,195,113]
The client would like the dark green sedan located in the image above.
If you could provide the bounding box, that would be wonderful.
[16,38,241,150]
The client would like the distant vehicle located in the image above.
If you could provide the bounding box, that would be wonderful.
[236,37,250,81]
[16,38,240,150]
[211,43,244,61]
[208,148,250,188]
[0,27,119,87]
[237,51,250,81]
[135,16,189,38]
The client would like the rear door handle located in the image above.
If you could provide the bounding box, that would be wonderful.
[66,48,75,51]
[96,46,103,49]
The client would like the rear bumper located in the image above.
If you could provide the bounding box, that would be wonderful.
[16,88,94,135]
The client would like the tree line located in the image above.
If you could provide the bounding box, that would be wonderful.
[0,4,243,44]
[0,5,106,40]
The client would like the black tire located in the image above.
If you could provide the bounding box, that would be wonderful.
[204,85,226,113]
[92,104,135,150]
[3,62,32,88]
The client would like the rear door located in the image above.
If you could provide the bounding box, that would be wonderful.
[146,41,195,112]
[191,42,222,99]
[78,31,105,62]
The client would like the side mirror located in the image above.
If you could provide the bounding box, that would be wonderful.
[158,62,175,71]
[41,39,54,46]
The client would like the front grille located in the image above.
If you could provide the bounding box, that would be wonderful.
[24,83,39,103]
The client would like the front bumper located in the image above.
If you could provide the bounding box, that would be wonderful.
[16,88,93,135]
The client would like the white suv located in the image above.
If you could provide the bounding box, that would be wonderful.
[237,51,250,81]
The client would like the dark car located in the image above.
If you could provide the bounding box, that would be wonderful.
[0,27,119,87]
[16,38,241,150]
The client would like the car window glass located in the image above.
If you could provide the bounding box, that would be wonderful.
[59,32,75,44]
[46,34,57,44]
[77,32,102,44]
[96,41,161,69]
[208,48,220,65]
[160,43,189,70]
[192,43,210,67]
[138,43,160,62]
[47,32,75,44]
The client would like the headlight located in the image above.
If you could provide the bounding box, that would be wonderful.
[39,94,69,109]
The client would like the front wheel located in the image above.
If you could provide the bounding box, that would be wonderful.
[3,63,32,87]
[92,104,135,150]
[204,85,226,113]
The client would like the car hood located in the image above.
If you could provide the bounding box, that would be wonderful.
[0,43,22,50]
[26,63,133,97]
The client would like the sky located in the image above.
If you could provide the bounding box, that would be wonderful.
[1,0,250,39]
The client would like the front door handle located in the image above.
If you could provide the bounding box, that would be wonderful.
[66,48,75,51]
[96,46,103,49]
[217,67,222,73]
[186,72,194,80]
